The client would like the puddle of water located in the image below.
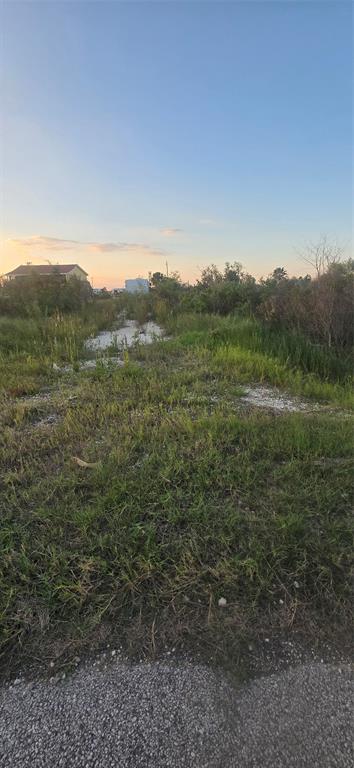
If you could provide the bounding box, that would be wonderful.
[241,386,310,413]
[85,320,164,352]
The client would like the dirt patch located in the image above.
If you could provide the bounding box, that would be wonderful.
[241,386,316,412]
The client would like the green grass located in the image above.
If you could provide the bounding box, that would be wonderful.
[164,313,353,384]
[0,299,119,396]
[0,305,353,672]
[0,323,353,669]
[156,314,353,409]
[0,299,118,356]
[209,346,354,408]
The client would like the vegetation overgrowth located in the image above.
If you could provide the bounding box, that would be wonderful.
[0,299,117,396]
[0,250,353,672]
[116,247,354,384]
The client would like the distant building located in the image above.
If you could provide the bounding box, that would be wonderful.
[125,278,150,294]
[92,288,111,296]
[5,264,88,282]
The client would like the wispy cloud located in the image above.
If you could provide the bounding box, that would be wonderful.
[8,235,165,257]
[90,242,164,255]
[89,242,123,253]
[8,235,80,250]
[160,227,183,237]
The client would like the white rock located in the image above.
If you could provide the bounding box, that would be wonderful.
[218,597,227,607]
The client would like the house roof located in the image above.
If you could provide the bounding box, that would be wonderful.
[5,264,88,277]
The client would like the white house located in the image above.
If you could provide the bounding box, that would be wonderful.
[125,278,149,294]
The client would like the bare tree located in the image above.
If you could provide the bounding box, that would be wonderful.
[300,235,344,277]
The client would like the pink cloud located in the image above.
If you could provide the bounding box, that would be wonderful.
[8,235,80,250]
[89,242,165,255]
[8,235,165,258]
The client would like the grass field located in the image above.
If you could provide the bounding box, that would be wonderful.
[0,308,353,673]
[0,299,118,397]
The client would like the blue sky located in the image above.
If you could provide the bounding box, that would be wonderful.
[1,1,352,287]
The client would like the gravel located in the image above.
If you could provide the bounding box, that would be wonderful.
[0,660,353,767]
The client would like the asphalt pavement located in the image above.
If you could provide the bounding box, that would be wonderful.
[0,659,353,767]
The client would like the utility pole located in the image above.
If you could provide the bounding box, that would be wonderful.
[166,260,169,278]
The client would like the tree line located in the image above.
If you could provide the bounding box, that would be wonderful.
[148,240,353,351]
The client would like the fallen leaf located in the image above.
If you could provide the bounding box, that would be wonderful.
[72,456,100,469]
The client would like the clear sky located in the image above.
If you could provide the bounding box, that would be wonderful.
[1,1,352,288]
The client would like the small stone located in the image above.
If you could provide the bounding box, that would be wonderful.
[294,581,300,589]
[49,661,55,668]
[111,650,116,657]
[218,597,227,607]
[279,598,284,605]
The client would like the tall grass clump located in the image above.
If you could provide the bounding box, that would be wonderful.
[165,314,352,383]
[209,345,354,408]
[0,299,118,361]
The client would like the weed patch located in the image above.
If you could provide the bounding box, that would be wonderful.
[0,323,353,671]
